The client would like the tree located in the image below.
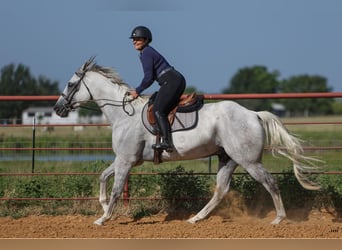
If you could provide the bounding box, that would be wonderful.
[78,101,102,117]
[0,63,60,123]
[223,66,280,111]
[280,75,334,116]
[184,85,202,94]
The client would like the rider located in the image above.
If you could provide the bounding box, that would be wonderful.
[128,26,186,152]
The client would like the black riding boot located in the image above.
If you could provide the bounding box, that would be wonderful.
[152,112,174,152]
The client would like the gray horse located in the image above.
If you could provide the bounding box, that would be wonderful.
[54,58,320,226]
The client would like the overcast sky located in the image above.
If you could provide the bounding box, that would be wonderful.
[1,0,341,94]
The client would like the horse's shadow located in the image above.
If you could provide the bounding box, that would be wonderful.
[119,189,342,225]
[164,209,194,221]
[117,210,193,225]
[244,192,315,222]
[208,190,317,223]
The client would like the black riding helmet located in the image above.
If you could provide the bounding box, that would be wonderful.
[129,26,152,43]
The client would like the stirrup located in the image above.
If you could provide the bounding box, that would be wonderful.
[152,142,173,153]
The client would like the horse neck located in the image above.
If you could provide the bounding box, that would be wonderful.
[87,72,131,125]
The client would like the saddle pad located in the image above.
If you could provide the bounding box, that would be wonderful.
[141,103,199,135]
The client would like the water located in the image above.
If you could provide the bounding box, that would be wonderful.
[1,154,115,162]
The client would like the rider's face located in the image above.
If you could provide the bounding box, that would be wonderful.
[132,37,147,51]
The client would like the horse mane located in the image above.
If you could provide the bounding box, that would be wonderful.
[80,57,130,90]
[79,57,148,103]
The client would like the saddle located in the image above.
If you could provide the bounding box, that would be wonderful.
[144,92,204,165]
[147,92,203,127]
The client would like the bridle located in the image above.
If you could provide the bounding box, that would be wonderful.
[61,69,135,116]
[62,71,89,106]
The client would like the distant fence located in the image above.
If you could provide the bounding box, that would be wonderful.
[1,92,342,101]
[1,93,342,203]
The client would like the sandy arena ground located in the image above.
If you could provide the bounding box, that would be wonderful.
[1,208,342,238]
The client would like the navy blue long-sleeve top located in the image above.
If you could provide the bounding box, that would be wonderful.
[135,45,172,95]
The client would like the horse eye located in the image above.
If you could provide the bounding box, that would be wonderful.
[68,82,74,88]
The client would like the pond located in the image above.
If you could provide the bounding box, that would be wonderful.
[0,154,115,162]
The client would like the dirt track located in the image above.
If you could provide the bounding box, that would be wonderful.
[1,208,342,238]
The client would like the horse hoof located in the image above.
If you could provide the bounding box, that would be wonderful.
[187,218,197,224]
[271,216,285,225]
[94,219,104,226]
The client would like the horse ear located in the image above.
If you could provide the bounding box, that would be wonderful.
[83,56,96,71]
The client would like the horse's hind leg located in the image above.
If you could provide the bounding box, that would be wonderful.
[188,156,238,224]
[243,163,286,224]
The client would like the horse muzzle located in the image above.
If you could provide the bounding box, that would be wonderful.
[54,97,71,117]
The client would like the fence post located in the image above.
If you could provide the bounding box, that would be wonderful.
[208,156,212,173]
[31,116,36,173]
[123,177,129,206]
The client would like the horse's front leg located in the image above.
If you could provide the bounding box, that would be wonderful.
[98,162,116,213]
[94,158,132,226]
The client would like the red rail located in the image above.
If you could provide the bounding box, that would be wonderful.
[1,171,342,177]
[1,92,342,101]
[0,147,112,151]
[203,92,342,100]
[1,93,342,204]
[0,123,110,127]
[1,146,341,151]
[2,121,342,128]
[0,96,59,101]
[0,196,211,201]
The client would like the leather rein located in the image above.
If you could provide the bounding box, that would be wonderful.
[61,70,135,116]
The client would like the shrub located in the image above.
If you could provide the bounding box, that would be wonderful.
[317,173,342,215]
[0,168,5,197]
[14,177,59,198]
[159,165,211,211]
[230,171,320,211]
[129,174,160,198]
[230,174,261,203]
[62,176,94,197]
[276,171,317,208]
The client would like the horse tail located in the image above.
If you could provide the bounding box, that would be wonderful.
[256,111,322,190]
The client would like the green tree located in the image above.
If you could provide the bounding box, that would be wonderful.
[332,100,342,115]
[78,101,102,117]
[184,85,202,94]
[223,66,280,111]
[280,75,334,116]
[0,63,59,123]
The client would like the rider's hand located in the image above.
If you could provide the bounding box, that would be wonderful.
[128,90,139,99]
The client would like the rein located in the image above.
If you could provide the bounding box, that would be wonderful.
[75,93,135,116]
[62,70,135,116]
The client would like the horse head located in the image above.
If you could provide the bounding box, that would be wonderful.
[54,56,96,117]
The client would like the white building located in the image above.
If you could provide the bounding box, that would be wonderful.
[271,103,286,117]
[22,106,79,125]
[22,106,108,125]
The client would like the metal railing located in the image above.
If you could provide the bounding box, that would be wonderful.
[1,92,342,203]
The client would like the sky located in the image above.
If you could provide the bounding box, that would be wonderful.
[1,0,342,95]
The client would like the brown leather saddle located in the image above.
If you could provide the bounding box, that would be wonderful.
[144,93,204,164]
[147,92,202,127]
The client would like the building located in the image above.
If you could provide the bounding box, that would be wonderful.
[22,106,79,125]
[271,103,286,117]
[22,106,108,125]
